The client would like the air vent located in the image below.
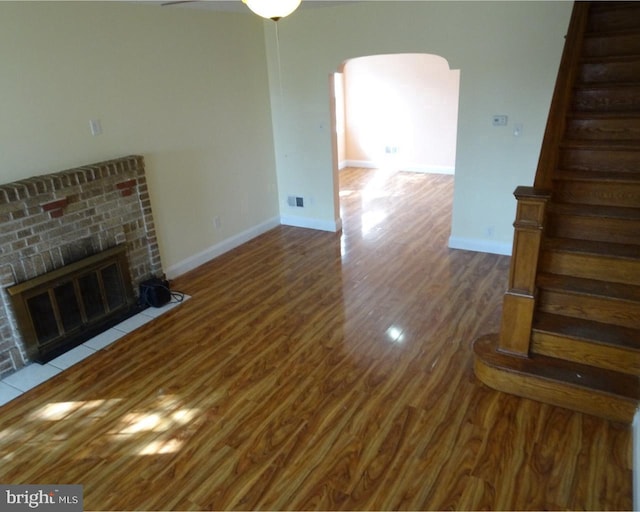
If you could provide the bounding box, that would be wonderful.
[287,196,304,207]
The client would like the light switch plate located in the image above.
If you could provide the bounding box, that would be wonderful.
[492,115,508,126]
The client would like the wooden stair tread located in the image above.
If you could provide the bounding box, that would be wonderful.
[560,139,640,150]
[532,312,640,351]
[574,53,640,84]
[575,82,640,90]
[568,111,640,120]
[475,335,639,399]
[585,5,640,60]
[584,27,638,39]
[537,272,640,302]
[590,1,640,12]
[579,54,640,65]
[581,24,640,59]
[473,334,639,424]
[585,27,640,38]
[548,202,640,220]
[565,137,640,145]
[543,237,640,260]
[551,174,640,209]
[553,169,640,183]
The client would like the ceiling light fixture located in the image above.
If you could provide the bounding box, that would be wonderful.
[243,0,302,21]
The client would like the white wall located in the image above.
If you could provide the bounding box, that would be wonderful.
[0,2,279,275]
[0,1,575,275]
[635,409,639,512]
[264,1,573,251]
[343,53,459,174]
[334,72,347,166]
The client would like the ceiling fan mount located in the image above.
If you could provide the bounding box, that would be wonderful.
[160,0,303,21]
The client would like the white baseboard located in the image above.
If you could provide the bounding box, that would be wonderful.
[341,159,377,169]
[634,409,639,511]
[341,159,454,174]
[280,215,342,233]
[165,216,280,279]
[403,165,455,175]
[448,236,512,256]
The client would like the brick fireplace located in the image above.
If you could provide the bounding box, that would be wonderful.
[0,155,163,378]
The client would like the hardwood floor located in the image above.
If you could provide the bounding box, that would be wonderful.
[0,167,632,510]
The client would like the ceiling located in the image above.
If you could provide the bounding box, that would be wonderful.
[151,0,356,13]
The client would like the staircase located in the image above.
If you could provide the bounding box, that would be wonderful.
[474,1,640,424]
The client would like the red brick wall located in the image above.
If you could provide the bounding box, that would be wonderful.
[0,155,163,377]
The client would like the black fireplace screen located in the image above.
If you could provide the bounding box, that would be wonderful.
[7,245,137,363]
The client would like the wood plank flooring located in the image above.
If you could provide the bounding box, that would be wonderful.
[0,167,632,510]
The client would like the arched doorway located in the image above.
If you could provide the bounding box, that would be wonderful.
[330,53,460,231]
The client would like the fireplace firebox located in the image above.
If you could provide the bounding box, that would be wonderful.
[7,245,139,363]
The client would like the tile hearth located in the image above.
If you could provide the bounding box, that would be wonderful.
[0,295,189,406]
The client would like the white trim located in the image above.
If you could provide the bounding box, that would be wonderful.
[448,236,512,256]
[402,165,455,175]
[634,408,639,512]
[165,216,280,279]
[280,215,342,233]
[342,159,377,169]
[341,159,455,174]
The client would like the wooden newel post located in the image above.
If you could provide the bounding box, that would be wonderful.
[498,186,550,356]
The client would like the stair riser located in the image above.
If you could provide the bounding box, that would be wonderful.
[573,86,640,112]
[578,60,640,83]
[546,214,640,245]
[566,117,640,141]
[538,289,640,329]
[560,147,640,172]
[553,180,640,208]
[582,34,640,57]
[531,332,640,376]
[588,5,640,32]
[540,250,640,286]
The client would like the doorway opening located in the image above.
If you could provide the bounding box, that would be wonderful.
[330,53,460,236]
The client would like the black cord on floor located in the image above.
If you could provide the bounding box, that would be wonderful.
[170,291,185,303]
